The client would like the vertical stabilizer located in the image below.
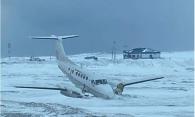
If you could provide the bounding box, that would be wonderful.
[55,37,69,62]
[31,35,78,64]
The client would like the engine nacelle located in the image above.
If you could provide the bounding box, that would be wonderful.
[114,83,124,95]
[60,90,83,98]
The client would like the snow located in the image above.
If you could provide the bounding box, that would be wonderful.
[1,51,194,117]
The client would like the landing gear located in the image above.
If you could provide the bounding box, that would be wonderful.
[81,85,92,97]
[82,85,87,94]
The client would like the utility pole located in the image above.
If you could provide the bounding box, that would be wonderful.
[112,41,116,62]
[7,42,11,59]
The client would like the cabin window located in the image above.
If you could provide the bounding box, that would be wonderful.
[94,79,108,85]
[103,79,107,84]
[91,80,94,84]
[71,70,74,73]
[86,77,88,80]
[95,80,101,85]
[80,74,83,78]
[76,72,78,75]
[78,73,80,76]
[83,76,85,79]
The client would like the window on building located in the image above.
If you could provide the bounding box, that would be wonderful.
[150,55,153,59]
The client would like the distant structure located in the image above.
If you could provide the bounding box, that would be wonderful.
[84,56,98,61]
[29,56,45,62]
[112,41,117,61]
[123,48,161,59]
[7,42,11,59]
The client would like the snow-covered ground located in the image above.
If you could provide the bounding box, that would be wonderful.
[1,51,194,117]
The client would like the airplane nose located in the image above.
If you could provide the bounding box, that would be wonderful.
[102,85,115,99]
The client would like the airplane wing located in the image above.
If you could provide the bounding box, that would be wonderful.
[14,86,83,98]
[112,77,164,95]
[123,77,164,86]
[15,86,65,90]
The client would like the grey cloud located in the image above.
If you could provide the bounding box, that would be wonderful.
[1,0,194,57]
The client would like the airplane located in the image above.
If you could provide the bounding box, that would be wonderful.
[15,35,164,99]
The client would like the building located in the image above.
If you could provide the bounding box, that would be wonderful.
[123,48,161,59]
[29,56,45,62]
[84,56,98,61]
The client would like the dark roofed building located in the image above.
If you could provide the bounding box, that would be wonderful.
[123,48,161,59]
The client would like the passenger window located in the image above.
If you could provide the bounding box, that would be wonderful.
[91,80,94,84]
[96,80,99,85]
[86,77,88,80]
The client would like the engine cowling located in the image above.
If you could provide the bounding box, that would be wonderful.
[114,83,125,95]
[60,90,83,98]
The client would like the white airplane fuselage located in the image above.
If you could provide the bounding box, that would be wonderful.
[55,38,115,99]
[58,61,114,99]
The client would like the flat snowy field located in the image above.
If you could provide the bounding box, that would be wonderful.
[1,51,194,117]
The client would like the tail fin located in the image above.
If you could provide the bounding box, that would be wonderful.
[31,35,78,63]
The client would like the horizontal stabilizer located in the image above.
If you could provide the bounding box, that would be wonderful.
[31,35,79,40]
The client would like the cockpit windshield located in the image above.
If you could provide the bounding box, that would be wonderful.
[91,79,108,85]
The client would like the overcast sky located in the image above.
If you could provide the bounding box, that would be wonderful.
[1,0,194,57]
